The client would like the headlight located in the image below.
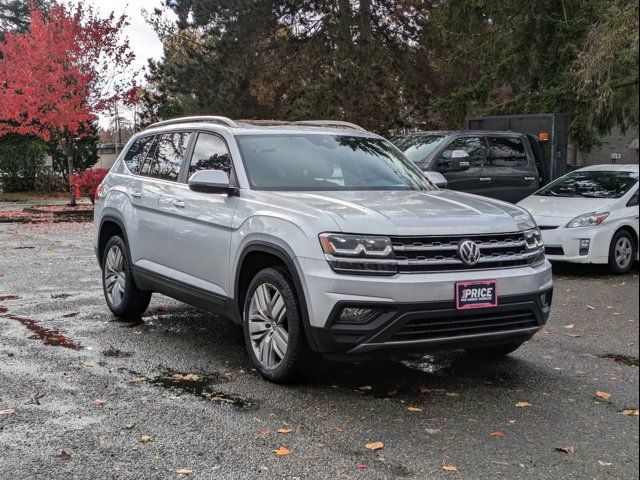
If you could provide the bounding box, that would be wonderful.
[524,228,544,250]
[566,212,610,228]
[319,233,394,258]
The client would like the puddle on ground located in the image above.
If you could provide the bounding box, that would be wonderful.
[0,295,20,301]
[139,370,258,411]
[102,346,133,358]
[51,293,74,299]
[601,354,639,367]
[3,314,83,350]
[400,353,456,376]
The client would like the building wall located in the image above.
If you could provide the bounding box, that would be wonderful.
[577,127,639,166]
[94,144,124,170]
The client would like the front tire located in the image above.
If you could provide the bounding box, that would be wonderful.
[101,235,152,317]
[465,342,523,359]
[608,230,636,275]
[243,267,314,383]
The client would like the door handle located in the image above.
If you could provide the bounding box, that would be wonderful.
[524,176,536,182]
[173,199,185,208]
[479,177,492,182]
[131,190,142,198]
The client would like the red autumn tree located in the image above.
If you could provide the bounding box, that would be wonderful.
[0,3,134,204]
[70,168,108,204]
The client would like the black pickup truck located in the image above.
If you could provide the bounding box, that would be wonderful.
[392,130,548,203]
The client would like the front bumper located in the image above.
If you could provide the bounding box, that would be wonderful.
[541,226,614,264]
[296,257,553,354]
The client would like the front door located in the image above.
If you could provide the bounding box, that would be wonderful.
[434,136,493,197]
[485,136,540,203]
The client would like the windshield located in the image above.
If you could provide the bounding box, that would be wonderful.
[236,134,432,191]
[536,170,639,198]
[393,135,447,163]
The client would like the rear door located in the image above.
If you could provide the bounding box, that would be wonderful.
[434,136,493,197]
[485,136,539,203]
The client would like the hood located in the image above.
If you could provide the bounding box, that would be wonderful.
[264,190,533,236]
[518,195,615,226]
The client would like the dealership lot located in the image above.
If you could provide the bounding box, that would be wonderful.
[0,221,638,479]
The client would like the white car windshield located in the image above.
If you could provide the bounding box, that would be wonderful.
[536,170,639,199]
[236,134,432,191]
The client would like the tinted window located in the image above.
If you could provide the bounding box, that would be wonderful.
[236,135,431,191]
[142,132,191,181]
[441,137,485,167]
[486,137,528,167]
[394,135,446,164]
[124,136,155,174]
[188,133,232,178]
[537,171,639,199]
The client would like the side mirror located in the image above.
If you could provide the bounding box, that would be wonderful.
[437,150,471,172]
[424,171,448,189]
[188,170,236,194]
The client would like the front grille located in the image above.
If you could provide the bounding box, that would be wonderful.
[544,246,565,256]
[390,309,538,342]
[390,232,542,273]
[539,225,559,230]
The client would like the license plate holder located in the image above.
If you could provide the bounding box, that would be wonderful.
[455,280,498,310]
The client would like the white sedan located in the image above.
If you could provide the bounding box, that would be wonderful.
[518,164,639,274]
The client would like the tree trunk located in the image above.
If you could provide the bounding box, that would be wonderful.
[359,0,372,43]
[67,153,76,206]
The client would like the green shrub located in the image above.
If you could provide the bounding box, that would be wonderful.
[0,135,46,192]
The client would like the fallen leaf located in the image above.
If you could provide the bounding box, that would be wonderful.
[358,385,372,391]
[139,435,154,443]
[386,388,399,397]
[564,324,575,329]
[276,428,293,434]
[567,333,581,338]
[0,408,16,415]
[442,463,459,472]
[425,428,441,434]
[54,451,72,461]
[516,402,533,408]
[490,431,505,438]
[273,447,291,456]
[260,428,271,436]
[417,386,431,394]
[598,461,612,466]
[621,409,639,416]
[406,407,422,413]
[91,399,106,406]
[587,305,595,310]
[122,424,136,430]
[365,441,384,451]
[555,446,575,454]
[176,468,192,474]
[596,391,612,400]
[131,376,146,383]
[357,463,367,470]
[172,373,200,381]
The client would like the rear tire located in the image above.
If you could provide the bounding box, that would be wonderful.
[465,342,523,359]
[101,235,152,317]
[243,267,315,383]
[608,230,636,275]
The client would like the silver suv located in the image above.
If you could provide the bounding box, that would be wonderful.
[94,116,553,383]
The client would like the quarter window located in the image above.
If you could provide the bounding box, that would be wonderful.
[440,137,485,167]
[124,136,155,174]
[188,133,232,178]
[142,132,191,181]
[486,137,528,167]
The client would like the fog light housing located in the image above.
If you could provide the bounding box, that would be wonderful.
[539,290,553,307]
[579,239,591,256]
[338,307,377,324]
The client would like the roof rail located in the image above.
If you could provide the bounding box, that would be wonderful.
[147,116,239,129]
[295,120,367,133]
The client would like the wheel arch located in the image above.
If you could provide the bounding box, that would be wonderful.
[97,214,129,265]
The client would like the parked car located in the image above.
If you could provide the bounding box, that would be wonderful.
[94,116,552,383]
[518,164,639,274]
[392,131,546,203]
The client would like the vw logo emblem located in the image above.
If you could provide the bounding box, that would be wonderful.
[458,240,481,266]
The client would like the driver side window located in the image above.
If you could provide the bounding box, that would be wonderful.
[439,137,485,169]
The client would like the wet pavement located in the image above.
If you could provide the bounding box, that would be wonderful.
[0,220,638,479]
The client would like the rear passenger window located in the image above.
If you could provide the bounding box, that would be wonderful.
[486,137,528,167]
[124,136,154,174]
[440,137,485,167]
[188,133,232,178]
[142,132,191,181]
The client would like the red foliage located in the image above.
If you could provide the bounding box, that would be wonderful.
[70,169,108,204]
[0,4,135,141]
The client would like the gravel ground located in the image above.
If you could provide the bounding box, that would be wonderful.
[0,220,638,480]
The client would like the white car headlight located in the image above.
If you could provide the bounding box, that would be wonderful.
[566,212,610,228]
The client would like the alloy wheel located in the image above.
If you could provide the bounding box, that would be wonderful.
[248,283,288,369]
[104,245,126,307]
[615,237,633,270]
